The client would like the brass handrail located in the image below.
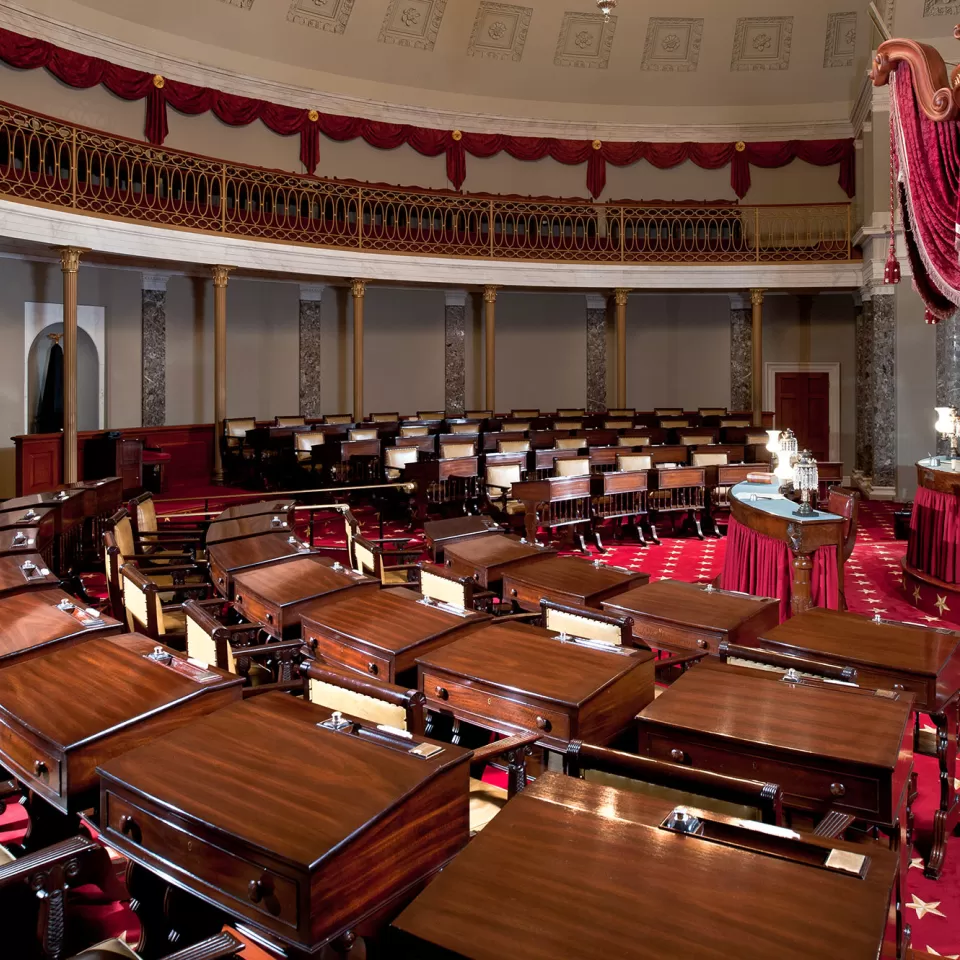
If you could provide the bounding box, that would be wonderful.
[0,100,856,265]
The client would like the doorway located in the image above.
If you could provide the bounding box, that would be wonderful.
[775,371,830,461]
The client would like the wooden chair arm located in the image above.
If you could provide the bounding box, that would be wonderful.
[813,809,857,839]
[139,530,204,540]
[129,560,206,575]
[231,639,303,658]
[0,833,124,900]
[471,731,540,765]
[494,612,542,624]
[719,641,859,684]
[156,931,245,960]
[654,651,708,682]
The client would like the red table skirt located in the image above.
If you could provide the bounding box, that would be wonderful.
[720,516,839,622]
[907,486,960,583]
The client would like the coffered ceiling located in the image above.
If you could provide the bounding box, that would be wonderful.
[6,0,960,129]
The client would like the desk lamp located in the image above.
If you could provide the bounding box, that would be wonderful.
[935,407,960,458]
[793,451,819,517]
[775,429,798,489]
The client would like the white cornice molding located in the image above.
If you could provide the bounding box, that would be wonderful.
[0,1,854,143]
[0,200,865,290]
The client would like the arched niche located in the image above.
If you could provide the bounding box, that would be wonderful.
[24,303,104,433]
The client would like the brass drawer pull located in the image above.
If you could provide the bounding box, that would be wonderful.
[696,639,707,648]
[367,662,379,676]
[33,760,47,776]
[830,782,846,798]
[510,588,518,597]
[435,686,449,700]
[265,613,274,623]
[235,594,243,604]
[536,716,551,732]
[248,879,264,903]
[119,815,141,842]
[670,749,686,763]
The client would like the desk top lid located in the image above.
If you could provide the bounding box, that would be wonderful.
[503,556,647,592]
[0,504,57,528]
[0,588,122,661]
[641,659,913,769]
[0,527,46,553]
[603,580,778,631]
[98,692,471,869]
[0,554,59,594]
[392,772,896,960]
[760,607,960,678]
[206,514,292,545]
[443,533,555,567]
[217,500,296,521]
[0,490,84,512]
[416,621,651,707]
[207,531,312,571]
[232,555,375,604]
[0,634,240,749]
[302,589,487,655]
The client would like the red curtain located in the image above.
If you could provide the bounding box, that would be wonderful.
[907,486,960,582]
[891,64,960,321]
[810,545,840,610]
[0,25,856,199]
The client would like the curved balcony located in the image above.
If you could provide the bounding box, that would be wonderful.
[0,101,856,266]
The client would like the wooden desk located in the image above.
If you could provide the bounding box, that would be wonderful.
[208,531,315,599]
[0,588,122,668]
[530,448,582,477]
[501,556,649,612]
[0,553,59,596]
[206,513,293,545]
[637,659,914,831]
[510,476,593,552]
[649,466,706,540]
[302,589,489,684]
[233,555,378,639]
[315,437,381,484]
[417,621,654,751]
[603,580,780,656]
[217,499,296,522]
[589,469,650,548]
[442,533,555,589]
[727,481,845,617]
[0,634,240,821]
[757,606,960,878]
[391,772,900,960]
[423,516,500,562]
[0,490,86,574]
[404,456,480,522]
[98,692,472,958]
[0,525,51,560]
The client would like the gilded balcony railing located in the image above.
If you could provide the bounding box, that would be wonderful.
[0,102,857,264]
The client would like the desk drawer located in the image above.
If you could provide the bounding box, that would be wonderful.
[307,633,394,682]
[503,579,572,612]
[210,559,230,597]
[0,720,60,798]
[105,792,299,928]
[645,734,880,816]
[233,592,280,638]
[633,617,720,654]
[422,673,570,741]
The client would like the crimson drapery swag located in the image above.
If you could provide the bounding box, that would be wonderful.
[0,26,855,200]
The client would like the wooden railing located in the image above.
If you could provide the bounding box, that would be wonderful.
[0,101,856,264]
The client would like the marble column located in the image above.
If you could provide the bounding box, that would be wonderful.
[854,295,874,474]
[141,274,168,427]
[585,294,607,413]
[444,290,466,417]
[614,289,629,408]
[299,284,324,419]
[863,288,897,489]
[351,279,366,421]
[728,294,752,412]
[483,285,497,413]
[750,288,765,425]
[59,247,83,484]
[936,310,960,456]
[211,265,234,485]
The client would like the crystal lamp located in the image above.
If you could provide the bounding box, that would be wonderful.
[792,450,819,517]
[935,406,960,457]
[775,428,798,489]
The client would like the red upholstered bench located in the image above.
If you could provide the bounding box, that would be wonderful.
[142,447,172,494]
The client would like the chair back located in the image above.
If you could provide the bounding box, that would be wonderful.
[608,408,635,417]
[617,454,652,471]
[120,564,165,637]
[659,418,689,428]
[385,446,420,474]
[486,463,522,494]
[417,411,445,420]
[558,408,585,418]
[370,412,399,422]
[224,417,255,438]
[826,487,860,560]
[276,416,305,427]
[102,509,131,619]
[295,432,326,461]
[618,435,650,447]
[184,600,237,673]
[720,418,752,428]
[349,428,378,441]
[451,422,480,434]
[563,742,783,825]
[511,409,539,418]
[497,439,530,453]
[678,433,716,446]
[420,565,471,610]
[465,410,493,419]
[691,452,729,467]
[542,601,631,646]
[301,659,426,734]
[129,492,158,536]
[655,408,684,416]
[605,419,634,429]
[351,535,379,579]
[324,414,353,424]
[440,441,476,459]
[699,407,728,417]
[501,420,530,432]
[554,457,590,477]
[399,425,429,437]
[718,641,859,684]
[554,437,583,451]
[554,420,583,430]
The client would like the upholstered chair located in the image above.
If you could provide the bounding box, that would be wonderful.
[554,457,590,477]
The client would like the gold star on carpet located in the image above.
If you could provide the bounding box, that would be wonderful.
[926,948,960,958]
[914,585,923,604]
[908,894,947,920]
[910,856,925,870]
[936,595,951,615]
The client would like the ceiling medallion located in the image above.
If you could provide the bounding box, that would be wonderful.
[596,0,617,21]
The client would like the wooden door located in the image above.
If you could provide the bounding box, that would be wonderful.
[775,372,830,462]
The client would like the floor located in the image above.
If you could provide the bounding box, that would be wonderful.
[3,495,959,955]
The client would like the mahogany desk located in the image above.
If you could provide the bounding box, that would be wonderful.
[404,456,480,522]
[391,772,901,960]
[0,588,122,668]
[302,589,489,683]
[0,635,240,825]
[97,692,472,959]
[207,531,315,599]
[0,552,59,596]
[442,533,555,588]
[206,513,293,545]
[510,475,593,552]
[0,522,54,562]
[217,499,296,522]
[757,607,960,878]
[232,555,379,639]
[602,580,780,656]
[589,469,650,547]
[0,491,85,574]
[637,660,914,839]
[530,447,582,476]
[501,556,649,612]
[423,516,500,562]
[417,621,654,751]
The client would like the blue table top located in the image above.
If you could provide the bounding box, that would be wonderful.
[730,482,842,524]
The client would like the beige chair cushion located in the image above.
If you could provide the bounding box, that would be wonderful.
[70,939,140,960]
[501,421,530,432]
[655,408,684,416]
[617,454,652,471]
[511,410,539,418]
[497,440,530,453]
[276,416,305,427]
[349,428,378,441]
[469,777,509,835]
[353,539,377,578]
[557,409,585,417]
[618,436,650,447]
[136,497,158,535]
[309,679,407,729]
[700,408,727,417]
[486,464,522,496]
[226,418,255,438]
[466,410,493,419]
[582,770,760,822]
[554,420,582,430]
[324,414,353,424]
[441,442,476,459]
[692,452,729,467]
[679,435,715,446]
[163,608,186,634]
[605,420,634,429]
[555,438,583,451]
[400,425,429,437]
[371,413,398,422]
[545,607,622,645]
[451,423,479,435]
[386,447,419,472]
[721,418,752,428]
[555,458,590,477]
[502,500,526,515]
[114,516,136,562]
[0,843,15,865]
[420,568,467,608]
[418,412,445,420]
[608,409,635,417]
[296,433,326,461]
[659,418,689,428]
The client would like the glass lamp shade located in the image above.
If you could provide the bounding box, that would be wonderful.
[775,429,798,485]
[935,407,957,436]
[765,429,782,454]
[794,452,819,494]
